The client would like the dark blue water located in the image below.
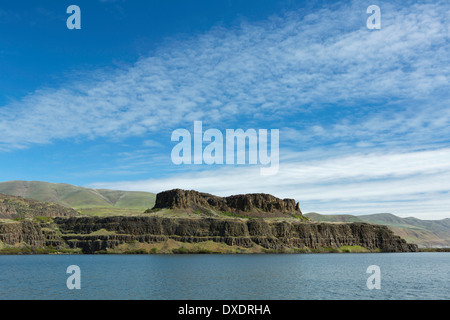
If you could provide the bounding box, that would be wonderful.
[0,253,448,300]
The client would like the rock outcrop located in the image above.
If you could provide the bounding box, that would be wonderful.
[0,216,419,253]
[0,190,419,254]
[0,193,79,219]
[150,189,302,218]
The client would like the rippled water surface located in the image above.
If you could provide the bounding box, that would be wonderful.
[0,253,448,300]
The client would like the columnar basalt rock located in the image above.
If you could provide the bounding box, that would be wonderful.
[0,216,418,253]
[151,189,302,218]
[58,217,419,253]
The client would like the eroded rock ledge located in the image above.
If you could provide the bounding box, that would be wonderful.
[150,189,302,218]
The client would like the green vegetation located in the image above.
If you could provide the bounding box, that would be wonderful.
[33,216,53,223]
[339,245,371,253]
[0,180,156,214]
[219,211,256,219]
[291,214,309,220]
[78,207,148,216]
[304,212,364,223]
[88,228,116,236]
[0,245,82,255]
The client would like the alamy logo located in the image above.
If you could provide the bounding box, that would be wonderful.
[171,121,279,175]
[66,5,81,30]
[366,265,381,290]
[366,5,381,29]
[66,265,81,290]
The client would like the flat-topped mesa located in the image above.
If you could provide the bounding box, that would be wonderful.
[151,189,302,218]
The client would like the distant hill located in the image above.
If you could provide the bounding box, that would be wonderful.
[0,181,156,215]
[303,212,365,223]
[305,212,450,248]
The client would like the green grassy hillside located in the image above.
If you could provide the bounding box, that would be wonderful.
[304,212,365,223]
[0,181,156,216]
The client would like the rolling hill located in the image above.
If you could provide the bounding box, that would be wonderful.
[0,180,156,216]
[305,212,450,248]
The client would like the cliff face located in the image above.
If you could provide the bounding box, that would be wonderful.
[0,193,79,219]
[0,219,63,249]
[0,190,419,254]
[0,216,418,253]
[151,189,302,218]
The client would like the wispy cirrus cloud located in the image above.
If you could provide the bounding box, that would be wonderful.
[281,103,450,151]
[0,0,448,151]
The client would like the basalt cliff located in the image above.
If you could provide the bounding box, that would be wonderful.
[149,189,302,218]
[0,190,419,254]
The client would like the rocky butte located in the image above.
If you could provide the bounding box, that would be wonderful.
[0,190,419,254]
[149,189,302,218]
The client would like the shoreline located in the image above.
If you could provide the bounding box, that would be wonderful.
[0,248,448,255]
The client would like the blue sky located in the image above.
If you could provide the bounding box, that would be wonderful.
[0,0,449,219]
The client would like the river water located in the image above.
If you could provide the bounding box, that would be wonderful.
[0,252,448,300]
